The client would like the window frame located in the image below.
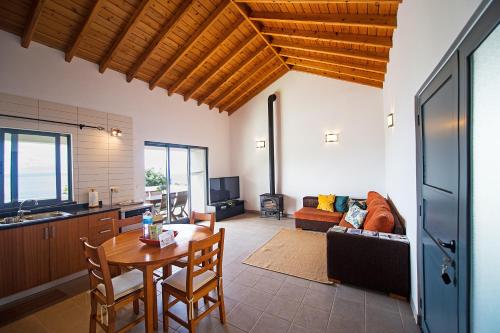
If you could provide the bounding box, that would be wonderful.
[0,128,73,209]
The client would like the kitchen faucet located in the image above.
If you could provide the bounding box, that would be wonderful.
[17,199,39,219]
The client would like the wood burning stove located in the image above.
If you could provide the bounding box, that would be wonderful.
[260,193,284,219]
[260,94,284,220]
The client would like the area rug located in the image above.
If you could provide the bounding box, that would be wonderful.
[243,228,332,284]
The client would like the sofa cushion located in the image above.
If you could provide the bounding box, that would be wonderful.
[364,208,395,233]
[344,205,368,229]
[334,196,349,213]
[348,198,367,210]
[294,207,343,223]
[317,194,335,212]
[367,191,385,206]
[368,198,390,210]
[339,216,355,229]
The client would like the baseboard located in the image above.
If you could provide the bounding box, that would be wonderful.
[0,270,87,307]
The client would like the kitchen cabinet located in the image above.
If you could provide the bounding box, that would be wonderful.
[49,216,89,280]
[0,223,50,298]
[0,210,119,299]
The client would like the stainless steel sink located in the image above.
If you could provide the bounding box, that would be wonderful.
[22,211,72,220]
[0,211,73,224]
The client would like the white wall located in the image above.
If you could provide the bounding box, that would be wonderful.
[383,0,482,312]
[0,30,231,202]
[229,70,386,214]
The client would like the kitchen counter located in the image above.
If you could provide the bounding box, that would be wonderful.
[0,205,120,230]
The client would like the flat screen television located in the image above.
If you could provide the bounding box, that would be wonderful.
[210,176,240,204]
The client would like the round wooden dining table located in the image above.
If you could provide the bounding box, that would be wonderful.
[102,224,213,333]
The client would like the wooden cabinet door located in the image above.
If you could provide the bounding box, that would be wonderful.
[22,223,51,291]
[0,227,27,298]
[49,217,89,280]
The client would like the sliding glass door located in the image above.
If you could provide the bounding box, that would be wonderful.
[144,142,208,223]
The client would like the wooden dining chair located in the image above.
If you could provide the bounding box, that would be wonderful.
[80,237,158,332]
[172,212,215,269]
[161,228,226,333]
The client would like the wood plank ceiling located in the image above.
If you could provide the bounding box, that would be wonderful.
[0,0,401,115]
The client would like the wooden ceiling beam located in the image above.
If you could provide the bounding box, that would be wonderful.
[150,0,232,91]
[184,33,258,102]
[285,58,384,82]
[230,1,290,70]
[126,0,194,82]
[273,40,388,63]
[168,18,246,96]
[99,0,152,74]
[202,44,268,108]
[65,0,105,62]
[235,0,401,3]
[261,26,392,48]
[228,68,287,114]
[293,65,383,88]
[249,12,397,29]
[21,0,46,48]
[222,63,285,111]
[281,51,387,73]
[213,55,275,111]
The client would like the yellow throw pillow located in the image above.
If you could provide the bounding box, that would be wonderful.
[317,194,336,212]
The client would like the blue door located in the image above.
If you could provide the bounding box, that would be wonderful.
[417,54,459,333]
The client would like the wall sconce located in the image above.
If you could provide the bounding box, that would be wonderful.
[110,128,122,137]
[325,133,339,143]
[256,140,266,149]
[387,113,394,128]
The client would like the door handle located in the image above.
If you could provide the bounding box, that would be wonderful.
[438,239,456,253]
[44,227,49,240]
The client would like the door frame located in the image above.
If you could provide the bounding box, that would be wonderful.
[144,141,209,220]
[415,0,499,331]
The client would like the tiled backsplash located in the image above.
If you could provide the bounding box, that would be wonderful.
[0,92,134,205]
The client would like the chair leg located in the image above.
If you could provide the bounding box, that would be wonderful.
[89,293,97,333]
[153,284,158,330]
[133,299,139,315]
[217,283,226,324]
[106,308,116,333]
[162,288,170,332]
[188,301,196,333]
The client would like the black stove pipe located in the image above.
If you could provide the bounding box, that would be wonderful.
[268,94,277,196]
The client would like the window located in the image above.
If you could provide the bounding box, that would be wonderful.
[0,129,72,207]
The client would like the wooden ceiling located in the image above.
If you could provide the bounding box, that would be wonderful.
[0,0,401,115]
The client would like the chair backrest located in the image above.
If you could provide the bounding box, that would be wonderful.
[190,211,216,232]
[175,191,188,206]
[159,193,168,211]
[80,237,115,305]
[185,228,225,297]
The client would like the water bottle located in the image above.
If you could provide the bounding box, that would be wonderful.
[143,210,153,238]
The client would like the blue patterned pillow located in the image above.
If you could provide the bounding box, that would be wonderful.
[345,205,368,229]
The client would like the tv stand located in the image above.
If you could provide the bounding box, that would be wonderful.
[209,200,244,221]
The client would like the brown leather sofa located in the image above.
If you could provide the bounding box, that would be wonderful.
[327,195,410,298]
[294,196,343,232]
[294,192,410,298]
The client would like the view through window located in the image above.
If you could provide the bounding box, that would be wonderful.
[144,143,207,223]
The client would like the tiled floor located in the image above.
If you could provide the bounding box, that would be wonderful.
[0,213,419,333]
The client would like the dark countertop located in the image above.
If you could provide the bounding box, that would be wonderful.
[0,205,120,230]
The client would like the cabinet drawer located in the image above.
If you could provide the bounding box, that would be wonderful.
[89,211,118,245]
[88,211,119,229]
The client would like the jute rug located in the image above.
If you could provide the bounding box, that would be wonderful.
[243,228,332,284]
